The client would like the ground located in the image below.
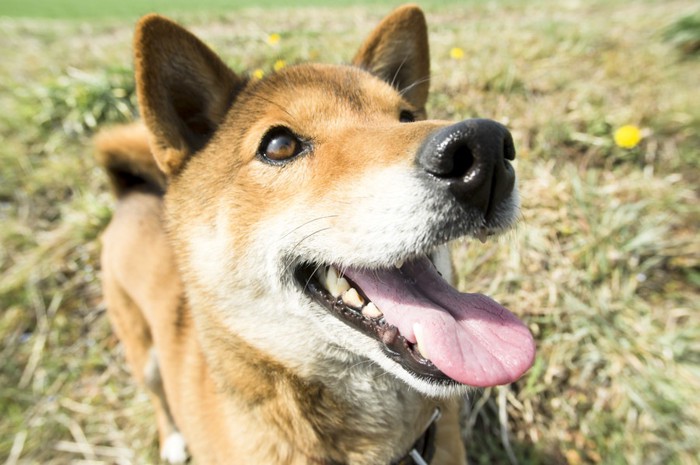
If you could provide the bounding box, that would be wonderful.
[1,0,698,464]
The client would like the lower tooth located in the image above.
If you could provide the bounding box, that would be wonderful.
[361,302,382,318]
[413,323,429,360]
[341,288,364,308]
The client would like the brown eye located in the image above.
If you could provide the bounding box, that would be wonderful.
[258,127,307,164]
[399,110,415,123]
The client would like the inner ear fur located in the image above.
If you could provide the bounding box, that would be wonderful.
[352,4,431,111]
[134,15,243,176]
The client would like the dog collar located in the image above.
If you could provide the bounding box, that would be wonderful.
[391,407,441,465]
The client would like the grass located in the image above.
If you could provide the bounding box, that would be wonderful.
[1,0,699,464]
[0,0,473,20]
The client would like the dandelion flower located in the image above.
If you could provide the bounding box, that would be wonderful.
[253,69,265,80]
[274,59,286,72]
[267,33,281,45]
[450,47,465,60]
[614,125,642,149]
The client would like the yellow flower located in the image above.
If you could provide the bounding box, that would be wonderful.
[450,47,465,60]
[267,33,281,45]
[565,450,582,465]
[253,68,265,80]
[613,125,642,149]
[273,59,286,72]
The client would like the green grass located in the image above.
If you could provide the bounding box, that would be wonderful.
[1,1,699,464]
[0,0,471,20]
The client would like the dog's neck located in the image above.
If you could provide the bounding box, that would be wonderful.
[197,315,441,464]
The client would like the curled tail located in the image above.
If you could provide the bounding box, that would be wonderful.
[94,122,167,198]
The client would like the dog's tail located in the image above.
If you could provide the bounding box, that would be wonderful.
[94,122,167,198]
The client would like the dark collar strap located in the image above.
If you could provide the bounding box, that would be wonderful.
[391,408,440,465]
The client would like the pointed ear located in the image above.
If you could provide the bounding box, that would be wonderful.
[134,15,243,176]
[352,5,430,111]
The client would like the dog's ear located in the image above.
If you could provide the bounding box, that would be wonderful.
[134,15,243,176]
[352,5,430,111]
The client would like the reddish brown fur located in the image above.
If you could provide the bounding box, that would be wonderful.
[97,5,467,464]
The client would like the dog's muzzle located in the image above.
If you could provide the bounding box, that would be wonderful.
[416,118,516,220]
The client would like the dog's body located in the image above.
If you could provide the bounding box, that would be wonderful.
[96,5,534,464]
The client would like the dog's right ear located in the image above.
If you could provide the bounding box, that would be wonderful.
[134,15,243,176]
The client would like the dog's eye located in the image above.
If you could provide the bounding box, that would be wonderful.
[399,110,416,123]
[258,127,306,163]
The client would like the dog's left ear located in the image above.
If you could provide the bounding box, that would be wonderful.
[352,5,430,111]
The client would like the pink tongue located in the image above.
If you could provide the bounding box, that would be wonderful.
[344,257,535,387]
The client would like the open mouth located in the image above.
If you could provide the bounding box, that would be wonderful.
[294,254,536,388]
[295,260,449,383]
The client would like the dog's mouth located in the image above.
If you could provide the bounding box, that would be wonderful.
[294,254,535,388]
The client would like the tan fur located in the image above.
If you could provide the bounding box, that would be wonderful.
[97,5,471,464]
[94,122,166,196]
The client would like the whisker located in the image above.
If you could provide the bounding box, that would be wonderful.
[398,68,448,100]
[348,357,379,372]
[390,55,410,89]
[281,227,331,275]
[303,262,325,293]
[281,215,337,239]
[253,94,295,120]
[398,75,431,98]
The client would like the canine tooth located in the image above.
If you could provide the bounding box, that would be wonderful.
[394,258,405,269]
[361,302,383,318]
[325,267,350,297]
[341,288,364,308]
[413,323,429,360]
[334,277,351,297]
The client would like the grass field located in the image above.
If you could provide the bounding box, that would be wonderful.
[0,0,406,19]
[1,0,699,464]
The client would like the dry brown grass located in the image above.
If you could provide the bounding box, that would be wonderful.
[1,1,698,464]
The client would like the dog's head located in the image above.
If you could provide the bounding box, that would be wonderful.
[134,5,535,396]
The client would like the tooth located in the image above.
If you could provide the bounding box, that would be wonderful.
[361,302,383,318]
[394,258,405,269]
[341,288,364,308]
[413,323,429,360]
[476,230,488,244]
[324,267,350,297]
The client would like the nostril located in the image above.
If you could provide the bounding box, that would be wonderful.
[446,144,475,178]
[503,133,516,161]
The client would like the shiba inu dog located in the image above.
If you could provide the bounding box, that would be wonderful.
[95,4,535,464]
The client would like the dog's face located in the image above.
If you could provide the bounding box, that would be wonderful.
[135,6,535,396]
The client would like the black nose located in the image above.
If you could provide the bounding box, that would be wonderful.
[416,119,516,219]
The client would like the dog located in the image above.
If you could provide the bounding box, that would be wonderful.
[94,4,535,464]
